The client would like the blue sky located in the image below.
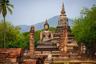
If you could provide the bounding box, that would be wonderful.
[0,0,96,26]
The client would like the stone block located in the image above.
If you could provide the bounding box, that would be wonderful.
[23,59,36,64]
[8,58,17,62]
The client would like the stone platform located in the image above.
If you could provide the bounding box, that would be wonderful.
[36,42,59,51]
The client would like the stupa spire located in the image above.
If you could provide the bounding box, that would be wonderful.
[44,19,49,26]
[61,2,66,15]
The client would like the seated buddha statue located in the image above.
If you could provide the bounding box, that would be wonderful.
[40,19,53,43]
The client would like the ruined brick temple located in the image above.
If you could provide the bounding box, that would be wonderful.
[0,2,96,64]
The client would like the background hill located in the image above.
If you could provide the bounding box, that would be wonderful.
[18,16,73,32]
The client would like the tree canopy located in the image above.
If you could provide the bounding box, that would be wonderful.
[0,21,20,48]
[72,5,96,57]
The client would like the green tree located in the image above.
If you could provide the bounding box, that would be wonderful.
[0,0,13,48]
[20,32,29,49]
[0,21,20,48]
[72,5,96,58]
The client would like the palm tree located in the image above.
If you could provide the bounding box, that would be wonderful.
[0,0,13,48]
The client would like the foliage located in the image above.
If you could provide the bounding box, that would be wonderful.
[34,30,41,47]
[0,21,30,49]
[0,0,14,16]
[72,5,96,57]
[0,21,20,48]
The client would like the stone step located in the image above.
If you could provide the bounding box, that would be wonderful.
[36,47,59,51]
[37,43,57,46]
[37,45,57,48]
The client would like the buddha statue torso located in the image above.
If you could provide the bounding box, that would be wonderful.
[40,30,53,42]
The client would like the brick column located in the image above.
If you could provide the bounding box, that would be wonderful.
[29,26,35,56]
[59,26,68,55]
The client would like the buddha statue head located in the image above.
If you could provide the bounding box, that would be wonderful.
[44,19,49,31]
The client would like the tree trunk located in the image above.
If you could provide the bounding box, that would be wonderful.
[3,16,6,48]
